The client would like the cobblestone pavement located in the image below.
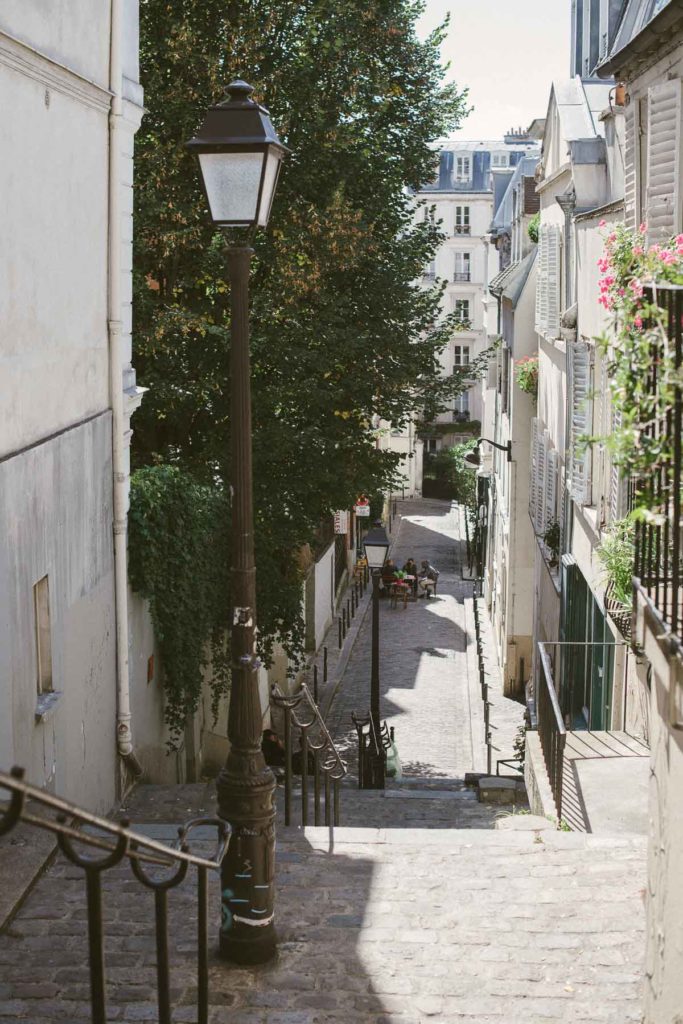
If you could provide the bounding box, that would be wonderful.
[0,826,646,1023]
[325,499,524,784]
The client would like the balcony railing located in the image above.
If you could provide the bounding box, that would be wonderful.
[454,225,471,236]
[535,643,567,820]
[633,285,683,645]
[453,271,471,282]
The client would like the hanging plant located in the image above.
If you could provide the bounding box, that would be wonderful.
[515,356,539,399]
[597,516,636,608]
[595,223,683,492]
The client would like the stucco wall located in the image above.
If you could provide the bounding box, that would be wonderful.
[0,1,112,87]
[0,38,111,459]
[0,414,118,812]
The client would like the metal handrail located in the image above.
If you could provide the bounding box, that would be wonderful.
[271,683,347,828]
[536,643,567,820]
[0,766,229,1024]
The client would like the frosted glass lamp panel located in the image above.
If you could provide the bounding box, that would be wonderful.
[257,149,282,226]
[198,151,263,224]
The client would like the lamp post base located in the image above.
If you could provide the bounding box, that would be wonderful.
[218,921,277,965]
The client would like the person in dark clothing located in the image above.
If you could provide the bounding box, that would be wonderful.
[403,558,419,596]
[418,560,440,597]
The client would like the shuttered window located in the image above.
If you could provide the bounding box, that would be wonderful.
[545,448,559,530]
[623,103,638,231]
[646,79,682,244]
[609,404,628,523]
[534,224,561,338]
[569,340,593,505]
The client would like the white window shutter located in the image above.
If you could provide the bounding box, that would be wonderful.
[570,341,593,505]
[609,405,627,522]
[545,447,559,528]
[536,430,548,534]
[530,417,540,527]
[647,79,682,244]
[624,103,638,231]
[535,226,549,335]
[547,225,561,336]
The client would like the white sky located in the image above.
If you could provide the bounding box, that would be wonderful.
[418,0,572,140]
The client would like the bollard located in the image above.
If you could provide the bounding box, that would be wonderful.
[323,646,328,683]
[342,607,347,637]
[486,733,492,776]
[347,598,351,623]
[313,664,319,704]
[338,617,342,650]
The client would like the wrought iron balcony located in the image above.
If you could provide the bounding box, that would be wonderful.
[633,285,683,648]
[454,225,471,236]
[453,271,471,282]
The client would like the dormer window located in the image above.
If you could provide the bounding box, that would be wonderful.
[492,154,509,168]
[455,156,471,182]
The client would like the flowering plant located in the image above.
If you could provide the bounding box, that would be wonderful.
[595,222,683,486]
[515,356,539,399]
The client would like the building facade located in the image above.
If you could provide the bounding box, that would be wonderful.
[417,136,540,450]
[0,1,144,811]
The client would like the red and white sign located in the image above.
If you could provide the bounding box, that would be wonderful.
[334,510,349,534]
[354,495,370,517]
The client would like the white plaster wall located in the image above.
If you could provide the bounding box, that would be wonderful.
[0,414,118,812]
[0,1,111,88]
[314,543,335,649]
[0,55,110,458]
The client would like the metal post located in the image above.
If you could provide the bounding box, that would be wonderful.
[338,618,343,650]
[313,665,318,704]
[216,245,276,964]
[369,571,384,788]
[323,646,328,683]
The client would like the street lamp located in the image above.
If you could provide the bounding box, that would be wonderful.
[463,437,512,470]
[362,525,390,788]
[186,80,288,965]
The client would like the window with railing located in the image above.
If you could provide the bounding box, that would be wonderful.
[455,206,470,235]
[633,285,683,643]
[453,252,471,281]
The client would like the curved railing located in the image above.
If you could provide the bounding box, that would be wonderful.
[270,683,347,828]
[0,766,229,1024]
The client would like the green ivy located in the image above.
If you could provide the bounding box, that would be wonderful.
[128,466,231,748]
[527,212,540,244]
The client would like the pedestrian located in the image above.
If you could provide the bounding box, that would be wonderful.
[403,557,419,596]
[418,559,439,598]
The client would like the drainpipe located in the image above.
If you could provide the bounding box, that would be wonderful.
[109,0,141,778]
[556,188,577,559]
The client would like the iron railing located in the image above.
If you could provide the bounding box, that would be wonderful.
[352,712,390,789]
[453,271,471,282]
[270,683,347,828]
[535,644,567,820]
[454,225,471,235]
[633,285,683,646]
[0,766,230,1024]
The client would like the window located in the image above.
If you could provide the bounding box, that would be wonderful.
[453,252,471,281]
[423,259,436,280]
[427,438,438,453]
[455,206,470,235]
[534,224,561,337]
[453,298,470,324]
[453,345,470,367]
[454,392,470,415]
[34,576,53,694]
[492,154,509,168]
[569,340,593,505]
[455,155,471,182]
[646,79,682,243]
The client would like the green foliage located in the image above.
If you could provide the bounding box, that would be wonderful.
[597,516,635,607]
[513,724,526,762]
[595,224,683,488]
[515,356,538,399]
[527,212,540,244]
[127,466,230,746]
[128,466,306,747]
[543,520,560,561]
[423,440,477,507]
[131,1,471,705]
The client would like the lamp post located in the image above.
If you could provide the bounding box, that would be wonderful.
[186,80,287,965]
[362,525,390,788]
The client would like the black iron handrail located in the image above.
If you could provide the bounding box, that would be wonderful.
[351,711,386,789]
[0,766,229,1024]
[536,644,567,820]
[633,285,683,648]
[271,683,347,828]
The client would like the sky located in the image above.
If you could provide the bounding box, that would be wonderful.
[417,0,572,140]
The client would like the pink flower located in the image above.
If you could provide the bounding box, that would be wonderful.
[648,245,661,256]
[599,219,607,228]
[628,278,644,298]
[633,245,644,256]
[639,222,647,234]
[607,232,617,243]
[634,316,643,329]
[659,250,677,265]
[618,288,626,297]
[676,234,683,246]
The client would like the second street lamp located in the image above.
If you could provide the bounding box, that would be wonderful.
[186,79,288,965]
[363,524,390,788]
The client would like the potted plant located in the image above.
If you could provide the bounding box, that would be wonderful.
[543,519,560,567]
[597,516,635,641]
[515,356,539,400]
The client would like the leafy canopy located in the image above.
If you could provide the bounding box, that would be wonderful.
[131,0,471,727]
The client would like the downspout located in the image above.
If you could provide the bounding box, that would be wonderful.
[556,188,577,557]
[109,0,141,778]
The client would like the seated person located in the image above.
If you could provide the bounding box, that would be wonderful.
[402,558,418,595]
[381,558,398,587]
[418,560,440,598]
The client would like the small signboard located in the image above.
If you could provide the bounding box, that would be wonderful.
[354,495,370,517]
[334,510,349,534]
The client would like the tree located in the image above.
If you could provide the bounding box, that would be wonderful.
[130,0,471,726]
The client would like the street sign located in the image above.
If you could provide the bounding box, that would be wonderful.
[354,495,370,517]
[334,510,349,534]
